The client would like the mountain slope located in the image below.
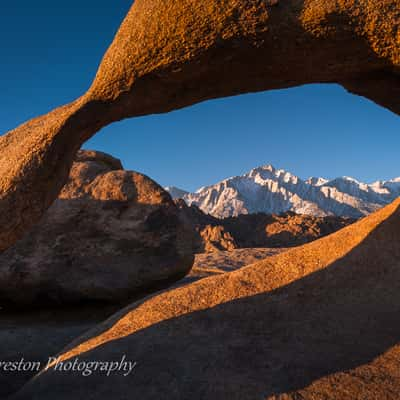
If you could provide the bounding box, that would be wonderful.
[169,165,400,218]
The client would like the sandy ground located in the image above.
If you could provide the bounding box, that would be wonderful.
[185,248,288,282]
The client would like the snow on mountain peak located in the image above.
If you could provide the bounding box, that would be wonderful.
[249,164,299,183]
[342,176,361,184]
[180,165,400,219]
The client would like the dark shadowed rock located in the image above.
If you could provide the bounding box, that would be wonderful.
[0,304,122,399]
[0,0,398,251]
[0,150,195,306]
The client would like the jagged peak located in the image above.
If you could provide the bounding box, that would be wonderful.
[306,177,329,186]
[183,165,400,219]
[248,164,298,180]
[257,164,276,172]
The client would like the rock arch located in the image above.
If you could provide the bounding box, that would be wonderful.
[0,0,398,250]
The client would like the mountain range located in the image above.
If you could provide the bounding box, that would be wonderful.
[166,165,400,218]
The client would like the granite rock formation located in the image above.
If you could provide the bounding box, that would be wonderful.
[0,150,195,306]
[0,0,398,250]
[222,211,355,248]
[176,199,354,251]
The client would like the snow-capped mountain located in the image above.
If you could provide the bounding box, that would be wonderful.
[165,165,400,219]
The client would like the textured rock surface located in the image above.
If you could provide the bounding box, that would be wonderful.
[199,225,237,252]
[0,0,399,251]
[176,199,354,251]
[13,198,400,399]
[0,150,195,306]
[222,212,355,248]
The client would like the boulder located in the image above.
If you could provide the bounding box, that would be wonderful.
[0,150,195,306]
[13,199,400,399]
[0,0,399,251]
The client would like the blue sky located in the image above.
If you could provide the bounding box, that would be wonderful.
[1,1,399,192]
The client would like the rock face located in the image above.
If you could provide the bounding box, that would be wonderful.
[14,199,400,399]
[0,150,195,306]
[0,0,398,251]
[176,199,354,252]
[177,165,400,219]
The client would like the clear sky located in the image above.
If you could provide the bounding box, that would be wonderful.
[1,1,399,192]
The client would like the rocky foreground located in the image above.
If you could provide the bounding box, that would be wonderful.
[10,197,400,399]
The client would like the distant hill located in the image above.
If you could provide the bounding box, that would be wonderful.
[175,199,354,253]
